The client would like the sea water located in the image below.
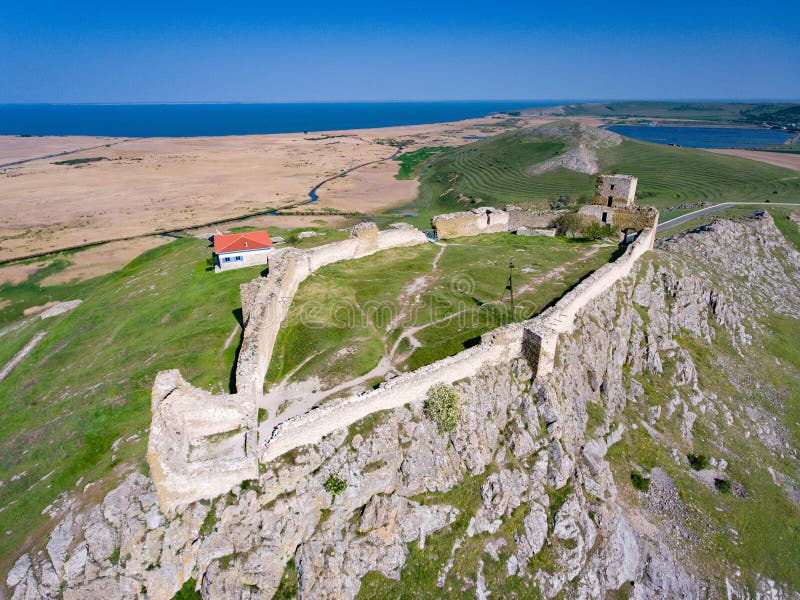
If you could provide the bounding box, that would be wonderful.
[0,101,554,138]
[606,125,792,149]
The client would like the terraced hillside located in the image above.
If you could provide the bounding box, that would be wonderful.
[403,121,800,225]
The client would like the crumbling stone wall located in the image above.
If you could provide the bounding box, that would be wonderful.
[505,206,565,231]
[432,207,510,239]
[578,204,659,231]
[147,370,258,512]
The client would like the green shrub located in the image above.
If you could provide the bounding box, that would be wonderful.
[324,474,348,496]
[171,578,201,600]
[630,472,650,492]
[584,222,616,240]
[687,453,709,470]
[554,212,584,235]
[423,384,460,433]
[586,401,606,432]
[714,478,731,493]
[199,504,217,537]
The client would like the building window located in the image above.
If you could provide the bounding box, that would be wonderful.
[602,212,608,223]
[235,256,243,262]
[610,184,615,190]
[224,256,231,263]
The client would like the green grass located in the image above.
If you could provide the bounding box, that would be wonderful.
[0,237,266,565]
[171,578,201,600]
[393,147,454,180]
[267,234,616,390]
[0,257,106,326]
[273,558,299,598]
[399,126,800,229]
[768,207,800,251]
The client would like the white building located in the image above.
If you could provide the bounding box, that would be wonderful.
[213,231,273,272]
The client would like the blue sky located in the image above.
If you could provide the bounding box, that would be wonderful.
[1,0,798,103]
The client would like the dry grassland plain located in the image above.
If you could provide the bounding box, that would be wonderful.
[0,115,549,262]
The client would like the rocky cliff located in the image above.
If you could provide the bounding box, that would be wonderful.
[6,212,800,599]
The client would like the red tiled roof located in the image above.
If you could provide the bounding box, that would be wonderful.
[213,231,272,254]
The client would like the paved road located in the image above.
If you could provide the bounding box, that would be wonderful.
[657,202,800,232]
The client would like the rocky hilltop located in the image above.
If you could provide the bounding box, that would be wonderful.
[524,121,622,175]
[5,212,800,599]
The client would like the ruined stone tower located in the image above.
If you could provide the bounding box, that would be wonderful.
[592,174,638,209]
[578,174,658,243]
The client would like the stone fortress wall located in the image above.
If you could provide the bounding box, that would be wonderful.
[149,186,657,511]
[262,225,656,462]
[148,222,427,511]
[432,207,511,239]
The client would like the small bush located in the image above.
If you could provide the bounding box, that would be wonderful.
[423,384,460,434]
[554,212,584,235]
[586,401,606,432]
[258,408,267,423]
[324,474,348,497]
[630,472,650,492]
[171,578,201,600]
[714,478,731,493]
[584,222,616,240]
[687,453,709,470]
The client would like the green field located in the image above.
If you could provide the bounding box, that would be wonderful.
[393,147,453,180]
[399,126,800,227]
[266,233,617,391]
[535,101,800,130]
[0,225,348,567]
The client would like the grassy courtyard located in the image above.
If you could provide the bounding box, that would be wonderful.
[266,233,617,391]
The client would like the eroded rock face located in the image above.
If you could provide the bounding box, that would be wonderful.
[7,212,800,599]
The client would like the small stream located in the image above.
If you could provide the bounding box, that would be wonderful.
[307,147,403,203]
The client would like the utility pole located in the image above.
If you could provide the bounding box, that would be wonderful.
[502,259,515,316]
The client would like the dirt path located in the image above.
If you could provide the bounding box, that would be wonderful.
[0,331,46,382]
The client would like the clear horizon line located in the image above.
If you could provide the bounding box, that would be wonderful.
[2,97,800,106]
